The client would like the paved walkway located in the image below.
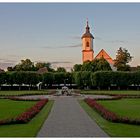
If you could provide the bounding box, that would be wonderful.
[13,94,112,100]
[37,96,108,137]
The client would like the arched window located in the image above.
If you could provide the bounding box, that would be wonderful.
[86,42,89,47]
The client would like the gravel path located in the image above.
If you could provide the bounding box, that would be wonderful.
[37,96,108,137]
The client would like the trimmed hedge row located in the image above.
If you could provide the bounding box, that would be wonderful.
[0,71,73,89]
[1,71,140,89]
[85,98,140,125]
[74,71,140,89]
[0,98,48,125]
[91,71,140,89]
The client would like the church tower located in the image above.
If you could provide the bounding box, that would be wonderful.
[81,20,94,63]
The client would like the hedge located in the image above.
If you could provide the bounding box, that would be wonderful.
[1,71,140,89]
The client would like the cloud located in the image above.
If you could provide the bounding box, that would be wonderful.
[50,61,73,71]
[0,58,17,63]
[92,36,128,44]
[41,46,54,49]
[50,61,72,64]
[105,40,128,44]
[7,54,23,58]
[0,58,17,70]
[41,43,81,49]
[110,40,128,44]
[0,62,15,70]
[63,43,81,48]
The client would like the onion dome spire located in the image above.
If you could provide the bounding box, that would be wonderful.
[81,18,94,39]
[86,18,90,33]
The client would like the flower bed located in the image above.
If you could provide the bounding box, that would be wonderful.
[82,91,140,98]
[93,95,122,101]
[84,98,140,125]
[0,99,48,125]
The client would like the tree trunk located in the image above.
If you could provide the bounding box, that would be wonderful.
[118,86,120,90]
[29,85,31,91]
[19,85,21,91]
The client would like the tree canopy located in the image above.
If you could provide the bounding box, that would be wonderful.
[7,59,55,72]
[73,58,112,72]
[73,64,82,72]
[114,47,132,71]
[56,67,66,72]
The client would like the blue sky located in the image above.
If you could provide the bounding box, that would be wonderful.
[0,3,140,70]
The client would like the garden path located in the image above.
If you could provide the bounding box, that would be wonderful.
[37,96,108,137]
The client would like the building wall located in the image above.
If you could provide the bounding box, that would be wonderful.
[82,50,93,62]
[82,38,93,51]
[82,38,93,62]
[95,50,114,65]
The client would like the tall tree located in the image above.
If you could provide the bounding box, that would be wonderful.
[73,64,82,72]
[0,72,6,90]
[114,47,132,71]
[35,62,52,70]
[56,67,66,72]
[13,59,35,71]
[81,61,93,71]
[7,67,14,71]
[94,58,112,71]
[81,58,111,72]
[43,72,54,87]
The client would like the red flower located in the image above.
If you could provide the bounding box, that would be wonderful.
[0,99,49,125]
[84,98,140,125]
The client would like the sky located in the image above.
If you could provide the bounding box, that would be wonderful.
[0,3,140,70]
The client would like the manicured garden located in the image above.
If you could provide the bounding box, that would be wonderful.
[0,98,54,137]
[79,98,140,137]
[1,89,140,137]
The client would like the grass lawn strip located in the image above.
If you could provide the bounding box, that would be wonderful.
[85,98,140,125]
[79,100,140,137]
[98,99,140,120]
[0,90,56,96]
[0,100,54,137]
[0,99,48,125]
[0,99,37,120]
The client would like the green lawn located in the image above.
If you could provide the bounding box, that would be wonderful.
[81,90,140,95]
[0,99,36,119]
[0,100,54,137]
[98,99,140,120]
[0,90,49,96]
[79,100,140,137]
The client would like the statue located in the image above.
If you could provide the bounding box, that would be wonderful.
[61,86,71,96]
